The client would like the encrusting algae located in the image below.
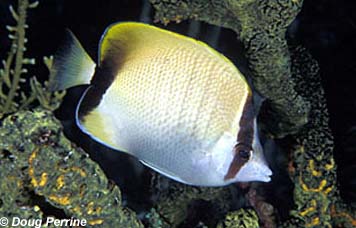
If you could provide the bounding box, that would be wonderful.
[0,0,355,228]
[216,209,259,228]
[0,109,143,228]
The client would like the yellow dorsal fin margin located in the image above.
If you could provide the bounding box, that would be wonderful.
[97,22,242,78]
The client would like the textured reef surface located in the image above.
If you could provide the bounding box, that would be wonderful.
[0,0,355,227]
[0,109,143,228]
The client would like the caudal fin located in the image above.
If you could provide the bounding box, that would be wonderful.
[49,30,96,91]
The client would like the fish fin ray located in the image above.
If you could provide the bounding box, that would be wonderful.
[140,159,191,185]
[50,29,96,91]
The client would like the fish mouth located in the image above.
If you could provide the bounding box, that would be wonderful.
[235,160,273,182]
[257,165,272,182]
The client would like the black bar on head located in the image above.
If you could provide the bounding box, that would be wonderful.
[224,92,255,180]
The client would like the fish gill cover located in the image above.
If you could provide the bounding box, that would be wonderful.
[0,0,355,227]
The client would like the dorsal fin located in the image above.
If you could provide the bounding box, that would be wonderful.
[50,30,96,91]
[98,22,142,64]
[97,22,235,68]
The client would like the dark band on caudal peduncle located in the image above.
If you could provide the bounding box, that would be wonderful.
[78,59,120,119]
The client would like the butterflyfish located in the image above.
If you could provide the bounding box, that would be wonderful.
[50,22,272,186]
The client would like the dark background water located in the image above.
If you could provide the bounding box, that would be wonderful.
[0,0,355,209]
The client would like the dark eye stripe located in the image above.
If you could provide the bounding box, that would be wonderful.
[239,147,251,160]
[224,92,254,180]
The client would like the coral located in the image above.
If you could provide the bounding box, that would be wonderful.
[150,0,310,137]
[277,45,335,227]
[144,208,171,228]
[246,187,275,228]
[0,109,143,228]
[0,150,50,226]
[216,209,259,228]
[150,174,233,227]
[0,0,65,117]
[279,45,355,228]
[150,0,237,29]
[330,203,356,228]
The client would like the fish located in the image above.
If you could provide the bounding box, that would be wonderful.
[50,22,272,186]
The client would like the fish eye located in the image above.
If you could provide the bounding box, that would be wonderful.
[238,149,251,160]
[224,144,253,181]
[235,143,252,161]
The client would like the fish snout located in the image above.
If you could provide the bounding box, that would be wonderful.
[235,158,272,182]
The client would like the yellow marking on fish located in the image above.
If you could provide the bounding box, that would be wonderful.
[82,109,118,149]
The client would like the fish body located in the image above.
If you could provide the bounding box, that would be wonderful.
[51,22,272,186]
